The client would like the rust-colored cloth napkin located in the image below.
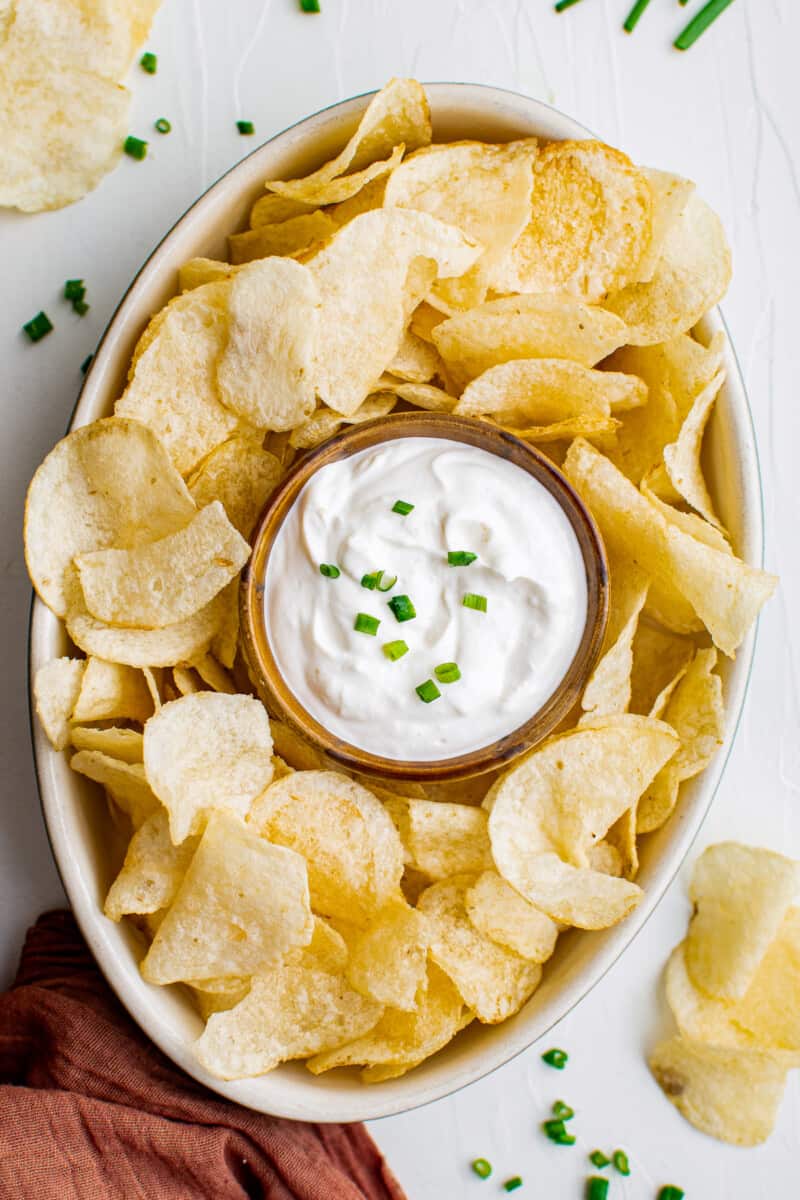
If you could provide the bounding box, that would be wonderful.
[0,911,408,1200]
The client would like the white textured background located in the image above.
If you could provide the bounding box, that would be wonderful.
[2,1,799,1196]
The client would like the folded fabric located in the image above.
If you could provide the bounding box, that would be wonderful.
[0,910,407,1200]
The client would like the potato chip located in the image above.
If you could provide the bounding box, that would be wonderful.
[70,657,153,724]
[605,193,732,345]
[268,720,332,772]
[637,649,724,833]
[629,621,695,716]
[229,211,338,264]
[270,142,406,209]
[288,393,397,450]
[144,692,273,844]
[142,666,164,711]
[69,725,143,763]
[580,555,649,721]
[67,587,226,669]
[649,1035,790,1147]
[342,901,429,1012]
[249,771,404,923]
[178,258,237,291]
[33,657,85,750]
[383,798,493,880]
[141,811,313,985]
[685,843,800,1001]
[209,580,239,670]
[432,296,628,391]
[171,666,203,696]
[661,372,725,528]
[409,301,447,343]
[117,283,249,474]
[76,501,249,629]
[249,194,317,228]
[192,978,252,1019]
[191,654,235,695]
[105,809,199,921]
[633,169,695,284]
[486,714,677,927]
[465,870,559,962]
[70,749,159,829]
[494,140,652,303]
[309,209,480,415]
[604,807,638,880]
[377,379,456,412]
[640,481,731,556]
[418,875,541,1023]
[187,436,281,540]
[5,0,159,79]
[387,329,444,383]
[24,418,196,618]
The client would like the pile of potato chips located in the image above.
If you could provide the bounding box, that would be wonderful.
[27,78,778,1083]
[0,0,160,211]
[651,843,800,1145]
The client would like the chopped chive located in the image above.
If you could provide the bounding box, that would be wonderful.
[155,117,171,134]
[124,135,148,160]
[542,1048,568,1069]
[72,299,89,317]
[589,1151,611,1169]
[471,1158,492,1180]
[80,353,93,375]
[543,1118,575,1145]
[679,0,690,4]
[503,1180,523,1194]
[612,1149,630,1176]
[376,572,397,592]
[391,499,414,516]
[63,279,84,302]
[554,0,584,10]
[383,640,408,662]
[586,1179,609,1200]
[462,592,487,613]
[623,0,652,32]
[361,571,380,590]
[674,0,734,50]
[23,311,53,343]
[447,550,477,567]
[658,1190,685,1200]
[140,51,157,73]
[388,594,416,623]
[551,1101,574,1121]
[354,612,380,636]
[416,679,441,704]
[319,563,340,578]
[237,120,255,135]
[300,0,321,10]
[434,662,461,684]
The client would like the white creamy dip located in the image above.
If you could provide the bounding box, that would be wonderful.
[264,437,588,761]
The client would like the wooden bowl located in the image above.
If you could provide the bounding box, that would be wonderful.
[241,412,609,783]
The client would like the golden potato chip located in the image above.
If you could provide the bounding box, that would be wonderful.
[465,870,559,962]
[69,725,143,763]
[178,258,237,291]
[104,809,199,922]
[187,436,282,539]
[268,143,405,209]
[67,587,226,669]
[141,811,313,985]
[70,749,159,829]
[171,666,203,696]
[268,720,332,772]
[494,140,652,303]
[209,579,239,670]
[633,169,695,283]
[5,0,159,79]
[33,657,85,750]
[76,501,249,629]
[24,418,196,618]
[116,283,247,474]
[143,692,273,844]
[192,978,252,1020]
[605,193,732,345]
[229,211,338,264]
[433,296,628,391]
[640,481,731,556]
[70,656,153,724]
[216,258,319,431]
[580,555,649,721]
[410,301,447,343]
[629,621,695,716]
[604,807,638,880]
[685,843,800,1001]
[649,1035,790,1146]
[192,654,236,694]
[662,372,725,528]
[344,901,430,1012]
[418,875,541,1023]
[328,174,389,225]
[486,715,677,927]
[383,798,493,880]
[637,649,724,833]
[310,209,480,415]
[288,393,397,450]
[249,771,404,923]
[142,666,164,711]
[307,962,465,1078]
[249,194,317,228]
[377,379,456,412]
[387,329,444,383]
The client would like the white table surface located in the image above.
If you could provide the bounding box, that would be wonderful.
[2,1,799,1195]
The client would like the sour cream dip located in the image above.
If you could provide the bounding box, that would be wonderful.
[264,436,588,761]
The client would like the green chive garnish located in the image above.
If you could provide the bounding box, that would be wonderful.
[434,662,461,684]
[140,51,157,73]
[462,592,487,613]
[552,1101,574,1121]
[554,0,584,10]
[543,1119,575,1145]
[376,573,397,592]
[64,279,84,302]
[23,312,53,342]
[447,550,477,566]
[392,499,414,516]
[361,569,397,592]
[124,135,148,160]
[416,679,441,703]
[658,1189,685,1200]
[300,0,321,10]
[354,613,380,635]
[237,120,255,135]
[589,1151,610,1169]
[674,0,734,50]
[388,594,416,623]
[80,354,93,375]
[383,640,408,662]
[72,299,89,317]
[612,1150,630,1176]
[623,0,652,32]
[586,1179,609,1200]
[471,1158,492,1180]
[503,1180,523,1194]
[319,563,340,578]
[542,1048,568,1069]
[155,117,171,134]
